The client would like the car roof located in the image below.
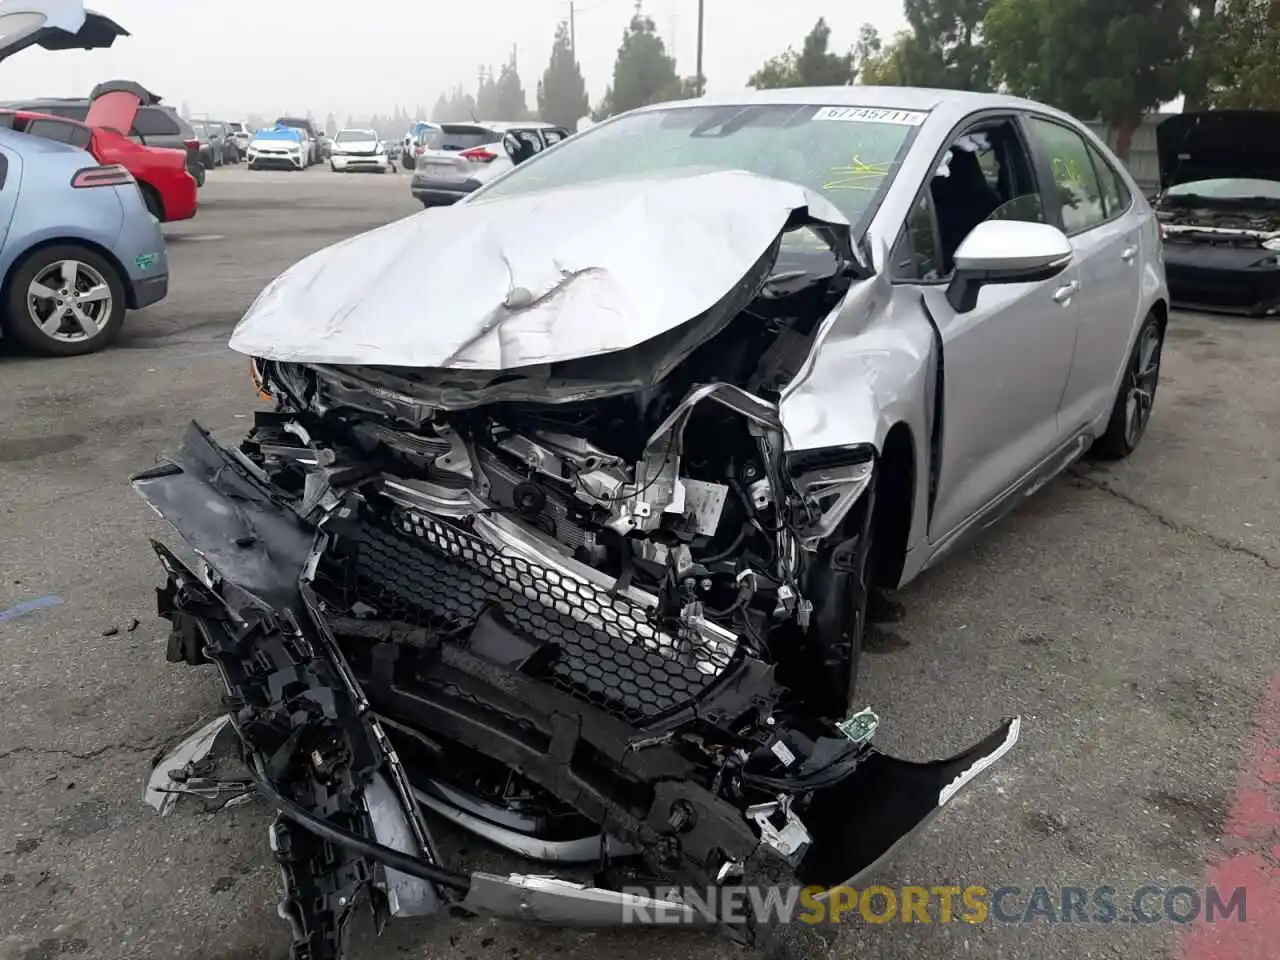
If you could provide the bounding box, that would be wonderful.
[4,108,91,129]
[482,120,560,131]
[2,96,172,111]
[626,86,1072,126]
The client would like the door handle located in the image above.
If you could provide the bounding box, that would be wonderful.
[1052,280,1079,304]
[1121,246,1137,263]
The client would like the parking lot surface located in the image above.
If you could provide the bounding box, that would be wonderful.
[1,168,1277,960]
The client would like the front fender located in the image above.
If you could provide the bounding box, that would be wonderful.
[780,274,937,564]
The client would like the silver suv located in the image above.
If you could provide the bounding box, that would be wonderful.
[410,121,568,207]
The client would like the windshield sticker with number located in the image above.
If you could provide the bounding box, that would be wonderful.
[812,106,927,126]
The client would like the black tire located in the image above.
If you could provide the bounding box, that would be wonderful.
[1090,310,1164,460]
[139,183,164,220]
[2,244,127,357]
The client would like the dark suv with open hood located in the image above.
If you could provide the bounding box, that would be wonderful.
[1154,110,1280,316]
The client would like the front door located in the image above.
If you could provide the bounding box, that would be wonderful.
[903,116,1082,543]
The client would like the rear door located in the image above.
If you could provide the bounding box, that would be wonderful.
[415,123,498,181]
[1022,115,1145,433]
[0,145,16,249]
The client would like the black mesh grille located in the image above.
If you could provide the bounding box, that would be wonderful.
[315,508,737,724]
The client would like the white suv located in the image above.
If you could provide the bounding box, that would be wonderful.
[409,121,568,207]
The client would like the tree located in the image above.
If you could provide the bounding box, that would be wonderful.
[324,112,337,135]
[601,13,682,117]
[1198,0,1280,109]
[748,18,855,88]
[1180,0,1222,112]
[494,57,529,119]
[537,21,590,129]
[984,0,1188,159]
[859,30,939,85]
[475,67,501,119]
[433,85,477,122]
[904,0,995,89]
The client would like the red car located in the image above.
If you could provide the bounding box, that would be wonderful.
[0,81,197,222]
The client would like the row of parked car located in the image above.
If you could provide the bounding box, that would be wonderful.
[0,4,172,358]
[400,120,571,206]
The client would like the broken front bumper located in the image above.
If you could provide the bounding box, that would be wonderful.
[134,423,1019,956]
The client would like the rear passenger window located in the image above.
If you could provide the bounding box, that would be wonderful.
[133,108,179,137]
[1026,116,1107,234]
[24,119,90,149]
[1087,143,1131,218]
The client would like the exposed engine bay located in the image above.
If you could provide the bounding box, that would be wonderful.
[135,213,1018,960]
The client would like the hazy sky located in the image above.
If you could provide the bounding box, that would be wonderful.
[4,0,909,120]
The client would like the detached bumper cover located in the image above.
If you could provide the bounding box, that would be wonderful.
[134,423,1019,957]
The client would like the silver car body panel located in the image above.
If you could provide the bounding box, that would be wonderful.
[230,85,1168,589]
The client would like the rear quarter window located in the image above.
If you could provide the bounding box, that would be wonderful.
[24,118,91,149]
[134,107,180,137]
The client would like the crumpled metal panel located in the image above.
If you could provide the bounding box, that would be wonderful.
[227,170,849,370]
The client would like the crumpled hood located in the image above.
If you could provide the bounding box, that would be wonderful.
[228,169,850,370]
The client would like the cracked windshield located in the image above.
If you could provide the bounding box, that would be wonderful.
[478,103,918,224]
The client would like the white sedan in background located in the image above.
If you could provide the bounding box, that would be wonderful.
[328,129,393,173]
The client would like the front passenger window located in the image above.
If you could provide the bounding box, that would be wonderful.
[1026,117,1107,234]
[892,191,944,282]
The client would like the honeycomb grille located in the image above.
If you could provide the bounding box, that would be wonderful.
[315,507,737,724]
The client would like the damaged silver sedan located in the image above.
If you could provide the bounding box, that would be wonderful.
[134,88,1168,959]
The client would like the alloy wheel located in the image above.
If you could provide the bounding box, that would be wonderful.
[26,259,113,343]
[1123,323,1162,449]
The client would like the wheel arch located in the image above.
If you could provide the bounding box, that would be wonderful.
[136,179,165,221]
[1,236,134,311]
[1150,296,1169,333]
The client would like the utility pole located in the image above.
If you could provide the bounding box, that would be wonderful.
[569,1,576,62]
[695,0,705,96]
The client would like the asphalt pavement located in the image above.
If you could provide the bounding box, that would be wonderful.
[1,165,1276,960]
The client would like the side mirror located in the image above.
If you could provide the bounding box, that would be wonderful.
[946,220,1073,313]
[502,131,537,166]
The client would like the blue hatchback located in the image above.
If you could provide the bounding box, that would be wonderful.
[0,128,169,355]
